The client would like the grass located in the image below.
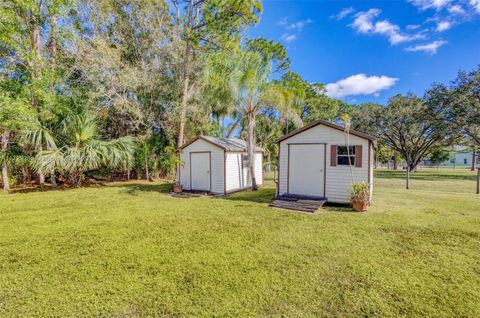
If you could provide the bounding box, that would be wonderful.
[1,170,479,317]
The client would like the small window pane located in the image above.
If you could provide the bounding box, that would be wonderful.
[337,146,355,155]
[242,154,249,166]
[338,156,355,165]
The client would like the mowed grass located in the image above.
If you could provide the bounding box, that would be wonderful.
[1,170,479,317]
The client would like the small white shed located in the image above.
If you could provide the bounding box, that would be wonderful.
[178,136,263,194]
[276,120,376,204]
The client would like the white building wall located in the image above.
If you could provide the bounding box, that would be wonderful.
[225,152,263,192]
[179,139,225,194]
[225,152,244,192]
[255,152,263,185]
[278,124,371,204]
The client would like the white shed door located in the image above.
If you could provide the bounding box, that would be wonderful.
[288,144,325,197]
[191,152,210,191]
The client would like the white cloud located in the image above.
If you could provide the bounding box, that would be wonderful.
[333,7,355,20]
[470,0,480,13]
[325,74,398,98]
[436,21,452,31]
[286,19,313,30]
[405,40,448,54]
[448,4,466,14]
[350,9,424,45]
[281,33,297,42]
[409,0,452,11]
[406,24,421,30]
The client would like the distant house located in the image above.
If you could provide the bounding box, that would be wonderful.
[423,149,479,168]
[178,136,263,194]
[276,119,376,204]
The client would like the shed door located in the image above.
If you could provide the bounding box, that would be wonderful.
[191,152,211,191]
[288,144,325,197]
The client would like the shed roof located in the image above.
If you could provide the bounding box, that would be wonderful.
[179,136,264,152]
[276,119,377,144]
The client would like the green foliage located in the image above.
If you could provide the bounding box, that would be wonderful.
[0,92,36,132]
[377,94,456,171]
[36,112,135,186]
[428,149,452,166]
[351,181,370,203]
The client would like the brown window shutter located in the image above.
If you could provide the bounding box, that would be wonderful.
[330,145,337,166]
[355,145,363,167]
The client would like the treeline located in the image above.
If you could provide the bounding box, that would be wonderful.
[1,1,478,192]
[352,66,480,177]
[0,0,350,191]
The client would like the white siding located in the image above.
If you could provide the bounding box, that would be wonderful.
[255,152,263,185]
[225,152,263,192]
[278,124,371,204]
[225,152,245,192]
[179,139,225,194]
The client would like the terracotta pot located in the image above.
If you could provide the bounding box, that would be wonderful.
[352,201,370,212]
[173,184,183,193]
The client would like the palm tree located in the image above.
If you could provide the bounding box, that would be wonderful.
[204,49,299,190]
[21,126,58,187]
[36,112,135,187]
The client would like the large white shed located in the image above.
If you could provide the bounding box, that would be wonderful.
[276,120,376,204]
[178,136,263,194]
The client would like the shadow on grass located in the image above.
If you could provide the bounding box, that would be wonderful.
[374,169,477,181]
[110,182,173,196]
[225,187,276,204]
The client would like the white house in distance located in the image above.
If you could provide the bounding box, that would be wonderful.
[178,136,263,194]
[276,119,376,204]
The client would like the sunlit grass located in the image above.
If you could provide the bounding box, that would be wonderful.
[0,169,479,317]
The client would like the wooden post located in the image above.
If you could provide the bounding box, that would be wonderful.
[477,168,479,194]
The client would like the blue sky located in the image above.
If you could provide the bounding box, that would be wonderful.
[249,0,480,105]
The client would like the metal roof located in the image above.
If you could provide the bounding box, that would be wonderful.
[179,136,264,152]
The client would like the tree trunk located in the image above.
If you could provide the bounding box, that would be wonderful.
[144,155,150,181]
[50,171,57,187]
[176,0,194,148]
[38,144,45,187]
[226,117,242,138]
[175,0,194,185]
[49,14,57,88]
[31,20,46,187]
[48,14,58,188]
[1,131,10,192]
[246,111,257,191]
[266,151,271,172]
[406,168,410,190]
[393,156,398,170]
[472,144,477,171]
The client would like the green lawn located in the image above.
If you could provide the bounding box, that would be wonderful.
[1,170,479,317]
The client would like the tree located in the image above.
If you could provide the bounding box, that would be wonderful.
[0,93,35,191]
[428,149,451,168]
[449,66,480,170]
[36,112,135,187]
[378,94,456,188]
[172,0,262,148]
[204,47,297,190]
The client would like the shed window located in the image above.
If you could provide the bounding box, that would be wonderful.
[242,154,249,167]
[337,146,356,166]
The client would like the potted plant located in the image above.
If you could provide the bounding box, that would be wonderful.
[173,183,183,193]
[351,182,371,212]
